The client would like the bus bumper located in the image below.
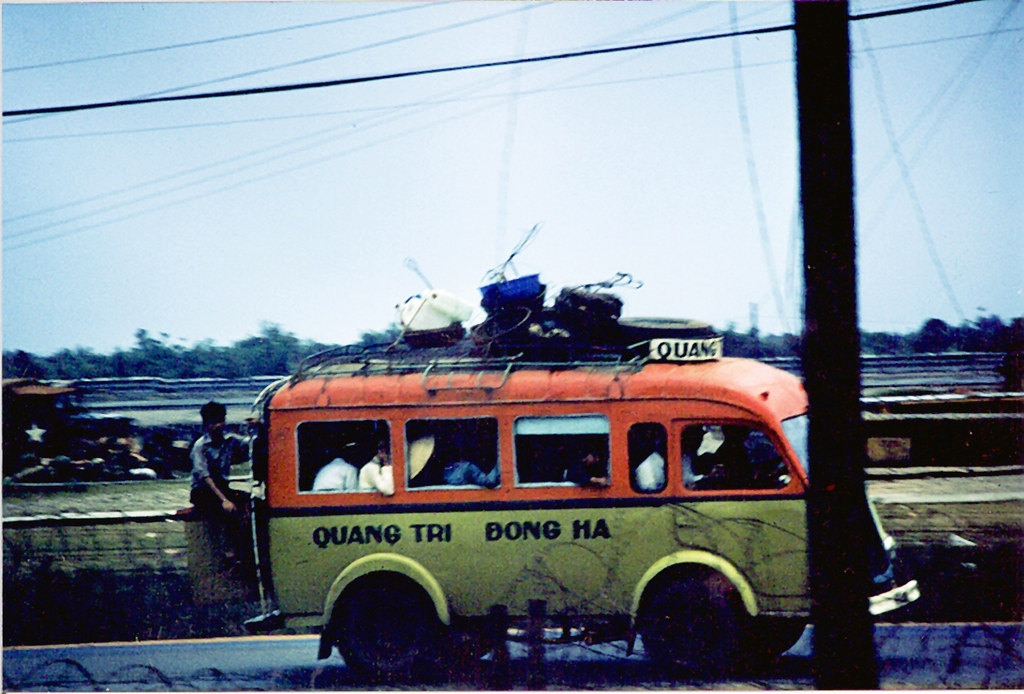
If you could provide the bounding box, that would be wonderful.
[869,579,920,616]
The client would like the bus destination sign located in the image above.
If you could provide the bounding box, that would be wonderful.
[649,336,723,362]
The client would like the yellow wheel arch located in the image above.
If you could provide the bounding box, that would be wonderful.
[322,553,451,626]
[631,550,759,621]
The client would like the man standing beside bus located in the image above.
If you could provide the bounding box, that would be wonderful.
[190,401,249,559]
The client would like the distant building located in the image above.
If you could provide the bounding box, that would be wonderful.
[2,379,78,475]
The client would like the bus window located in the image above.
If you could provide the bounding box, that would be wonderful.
[297,420,391,493]
[682,424,790,491]
[628,422,667,493]
[514,415,610,487]
[406,417,499,489]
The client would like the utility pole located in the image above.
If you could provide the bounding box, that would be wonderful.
[794,1,879,688]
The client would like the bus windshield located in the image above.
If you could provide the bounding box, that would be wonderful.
[782,414,809,476]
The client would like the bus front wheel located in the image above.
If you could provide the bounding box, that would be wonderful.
[638,570,742,677]
[746,617,807,666]
[334,573,443,682]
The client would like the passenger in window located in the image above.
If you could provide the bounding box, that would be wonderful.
[698,425,749,489]
[312,454,359,492]
[683,425,788,490]
[745,430,790,489]
[682,426,712,489]
[408,436,439,487]
[631,425,667,493]
[358,441,394,496]
[565,450,610,487]
[442,459,499,488]
[634,450,664,492]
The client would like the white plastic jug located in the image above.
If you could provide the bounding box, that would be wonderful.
[397,289,475,331]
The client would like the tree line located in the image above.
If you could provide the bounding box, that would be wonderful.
[3,315,1021,381]
[725,315,1023,360]
[2,323,401,381]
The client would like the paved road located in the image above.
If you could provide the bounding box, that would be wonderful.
[4,624,1022,691]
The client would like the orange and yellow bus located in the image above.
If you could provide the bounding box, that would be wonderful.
[232,330,917,678]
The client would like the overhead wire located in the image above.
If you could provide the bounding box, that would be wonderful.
[3,75,518,250]
[494,10,531,264]
[728,3,791,335]
[855,0,1019,325]
[2,0,988,118]
[3,21,797,117]
[489,1,717,261]
[3,5,550,231]
[3,4,767,246]
[1,3,433,73]
[8,22,1017,144]
[3,0,1004,255]
[10,55,786,239]
[129,3,542,103]
[1,3,543,128]
[858,2,1020,208]
[5,21,585,251]
[858,26,967,324]
[1,105,413,226]
[849,0,987,22]
[3,84,533,252]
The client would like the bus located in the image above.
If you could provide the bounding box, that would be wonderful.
[200,319,918,679]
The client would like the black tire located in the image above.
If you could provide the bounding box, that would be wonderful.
[617,317,718,344]
[335,573,443,682]
[745,616,807,667]
[638,570,743,678]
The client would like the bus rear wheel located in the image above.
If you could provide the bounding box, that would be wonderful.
[334,573,443,682]
[638,570,742,678]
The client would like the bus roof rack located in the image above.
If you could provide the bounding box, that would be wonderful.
[293,318,723,382]
[293,282,722,380]
[293,336,648,381]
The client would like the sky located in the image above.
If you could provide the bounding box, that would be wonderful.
[3,0,1022,356]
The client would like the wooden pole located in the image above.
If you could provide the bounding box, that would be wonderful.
[794,1,879,688]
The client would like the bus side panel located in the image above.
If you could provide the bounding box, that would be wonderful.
[266,498,809,626]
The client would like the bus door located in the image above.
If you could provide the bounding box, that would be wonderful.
[671,419,810,614]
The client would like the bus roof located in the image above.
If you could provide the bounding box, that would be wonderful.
[267,357,807,423]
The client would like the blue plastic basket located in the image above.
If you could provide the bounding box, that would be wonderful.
[480,274,543,305]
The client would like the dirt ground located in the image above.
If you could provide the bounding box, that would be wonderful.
[5,472,1021,523]
[3,479,193,517]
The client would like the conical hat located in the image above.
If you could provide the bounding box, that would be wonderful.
[408,436,435,479]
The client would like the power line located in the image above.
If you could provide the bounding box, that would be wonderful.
[1,3,544,131]
[3,42,548,249]
[2,3,433,73]
[729,4,790,335]
[2,83,519,252]
[3,22,796,117]
[5,12,787,238]
[4,13,799,245]
[849,0,986,22]
[9,56,773,233]
[865,24,1023,51]
[858,26,967,324]
[10,22,1018,144]
[4,0,1003,251]
[129,3,541,102]
[859,2,1021,228]
[2,0,990,118]
[2,108,383,145]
